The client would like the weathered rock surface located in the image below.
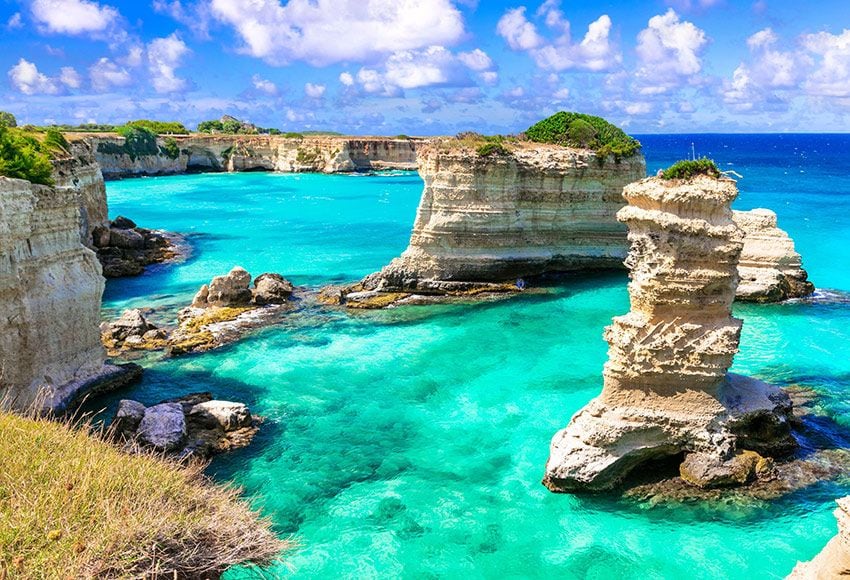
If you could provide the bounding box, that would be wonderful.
[0,175,139,411]
[733,208,815,302]
[85,134,420,178]
[789,497,850,579]
[51,139,109,246]
[101,309,167,354]
[252,273,294,305]
[543,175,796,493]
[92,215,182,277]
[112,393,259,458]
[194,266,253,307]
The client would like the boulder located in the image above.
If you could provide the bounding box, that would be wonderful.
[103,309,156,341]
[111,215,137,229]
[189,400,253,432]
[679,450,772,489]
[108,227,145,250]
[111,399,146,439]
[204,266,253,307]
[137,403,187,451]
[252,273,294,305]
[92,225,112,248]
[191,284,210,308]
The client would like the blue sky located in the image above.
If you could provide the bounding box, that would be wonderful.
[1,0,849,134]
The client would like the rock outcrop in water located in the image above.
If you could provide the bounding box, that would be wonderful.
[543,175,796,492]
[352,142,812,306]
[0,175,138,412]
[92,215,183,277]
[789,497,850,578]
[85,134,419,178]
[732,208,814,302]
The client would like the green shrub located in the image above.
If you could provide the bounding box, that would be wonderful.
[396,134,410,139]
[660,158,721,180]
[124,119,188,134]
[525,111,641,159]
[0,125,54,185]
[0,111,16,128]
[567,119,597,148]
[476,141,510,157]
[115,126,158,160]
[160,137,180,159]
[198,120,224,133]
[283,132,303,139]
[43,128,70,156]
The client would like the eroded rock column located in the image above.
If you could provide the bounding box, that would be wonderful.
[544,175,796,492]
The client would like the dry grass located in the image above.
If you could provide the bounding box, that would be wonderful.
[0,410,288,579]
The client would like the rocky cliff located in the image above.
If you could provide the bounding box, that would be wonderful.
[789,497,850,578]
[733,208,814,302]
[51,140,108,246]
[365,141,646,293]
[84,134,419,178]
[543,175,795,492]
[361,142,812,302]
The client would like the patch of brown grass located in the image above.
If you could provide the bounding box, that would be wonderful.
[0,411,289,579]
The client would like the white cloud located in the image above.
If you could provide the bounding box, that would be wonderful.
[497,7,542,50]
[60,66,81,88]
[458,48,493,71]
[8,58,60,94]
[304,82,326,98]
[7,12,23,30]
[351,45,475,95]
[89,57,132,92]
[339,72,354,86]
[147,33,190,93]
[497,3,621,72]
[153,0,211,38]
[481,71,498,85]
[802,29,850,98]
[635,9,707,93]
[30,0,119,36]
[210,0,465,66]
[252,74,278,95]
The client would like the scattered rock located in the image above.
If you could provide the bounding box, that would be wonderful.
[253,273,294,305]
[111,215,136,229]
[189,400,253,431]
[203,267,253,307]
[137,403,187,452]
[101,309,167,355]
[112,399,146,439]
[93,217,183,278]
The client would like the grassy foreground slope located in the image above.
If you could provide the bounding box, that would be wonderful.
[0,411,287,579]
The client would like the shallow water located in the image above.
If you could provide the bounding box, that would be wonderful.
[99,135,850,578]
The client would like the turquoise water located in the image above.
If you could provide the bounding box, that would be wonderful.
[100,135,850,578]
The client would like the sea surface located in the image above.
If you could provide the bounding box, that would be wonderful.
[99,134,850,578]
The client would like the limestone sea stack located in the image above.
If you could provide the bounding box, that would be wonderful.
[543,175,796,492]
[733,208,814,302]
[789,497,850,578]
[364,140,646,293]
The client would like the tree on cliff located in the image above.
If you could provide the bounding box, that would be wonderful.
[568,119,597,149]
[0,125,54,185]
[0,111,16,128]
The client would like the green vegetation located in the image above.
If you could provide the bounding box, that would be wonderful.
[0,125,55,185]
[160,136,181,159]
[395,134,410,140]
[525,111,641,159]
[42,128,70,156]
[0,410,287,578]
[39,123,116,133]
[0,111,16,128]
[98,126,160,161]
[283,132,304,139]
[660,158,721,180]
[124,119,188,134]
[476,140,510,157]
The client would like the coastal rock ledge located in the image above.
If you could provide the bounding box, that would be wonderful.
[789,497,850,578]
[543,175,796,492]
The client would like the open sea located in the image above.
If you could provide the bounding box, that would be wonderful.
[97,134,850,579]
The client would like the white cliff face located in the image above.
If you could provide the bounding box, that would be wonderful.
[789,497,850,578]
[733,209,814,302]
[543,176,795,492]
[0,176,107,411]
[52,140,108,246]
[88,135,419,178]
[369,142,647,291]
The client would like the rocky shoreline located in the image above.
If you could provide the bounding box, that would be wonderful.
[92,215,186,277]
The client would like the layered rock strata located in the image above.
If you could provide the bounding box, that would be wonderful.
[0,176,136,411]
[789,497,850,578]
[111,392,259,459]
[83,134,420,178]
[543,175,796,492]
[733,208,814,302]
[51,139,108,245]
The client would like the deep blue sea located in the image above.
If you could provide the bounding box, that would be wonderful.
[98,134,850,578]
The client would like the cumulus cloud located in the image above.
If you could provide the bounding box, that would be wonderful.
[8,58,60,94]
[496,2,621,72]
[153,0,211,38]
[7,12,23,30]
[635,9,708,94]
[304,82,326,98]
[458,49,493,71]
[210,0,465,66]
[30,0,119,36]
[339,72,354,86]
[60,66,82,88]
[89,57,132,92]
[802,29,850,98]
[147,33,190,93]
[252,74,278,95]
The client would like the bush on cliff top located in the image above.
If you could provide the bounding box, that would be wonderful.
[661,158,721,180]
[0,111,16,128]
[0,125,54,186]
[0,410,288,578]
[124,119,189,134]
[525,111,641,159]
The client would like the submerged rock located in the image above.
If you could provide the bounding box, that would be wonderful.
[543,175,796,493]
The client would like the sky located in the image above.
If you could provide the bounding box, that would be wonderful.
[1,0,849,135]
